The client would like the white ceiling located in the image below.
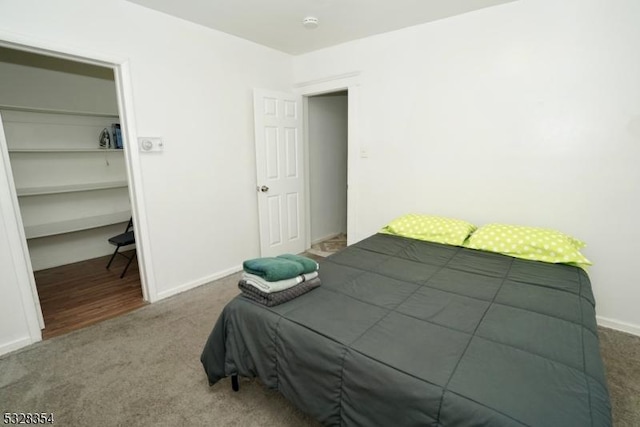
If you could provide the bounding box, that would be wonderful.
[126,0,515,55]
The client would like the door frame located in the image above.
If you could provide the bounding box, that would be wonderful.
[0,31,158,344]
[295,72,361,248]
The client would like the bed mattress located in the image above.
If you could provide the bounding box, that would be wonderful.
[201,233,611,426]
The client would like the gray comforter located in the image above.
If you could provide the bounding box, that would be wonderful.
[201,233,611,426]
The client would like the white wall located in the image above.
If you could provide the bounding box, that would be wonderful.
[293,0,640,333]
[308,94,348,243]
[0,0,293,354]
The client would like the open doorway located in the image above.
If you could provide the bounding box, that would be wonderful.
[306,91,348,257]
[0,46,145,339]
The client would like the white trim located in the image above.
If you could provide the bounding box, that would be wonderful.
[302,95,311,250]
[346,85,359,246]
[155,265,242,301]
[597,316,640,337]
[296,73,361,247]
[0,29,125,68]
[294,72,361,89]
[0,336,34,357]
[114,60,157,302]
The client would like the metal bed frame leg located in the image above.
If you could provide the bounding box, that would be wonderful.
[231,374,239,392]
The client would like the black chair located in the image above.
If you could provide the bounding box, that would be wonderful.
[106,217,136,278]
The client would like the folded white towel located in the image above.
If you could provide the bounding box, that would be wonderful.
[242,271,319,293]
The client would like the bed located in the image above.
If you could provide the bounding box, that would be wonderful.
[201,232,611,426]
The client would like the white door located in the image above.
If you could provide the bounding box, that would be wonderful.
[253,89,305,257]
[0,112,45,329]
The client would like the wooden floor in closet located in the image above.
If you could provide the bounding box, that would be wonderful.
[35,250,146,339]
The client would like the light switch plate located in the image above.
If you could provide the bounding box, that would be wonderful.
[138,137,164,152]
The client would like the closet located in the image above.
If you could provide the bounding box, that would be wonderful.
[3,108,131,269]
[0,46,143,338]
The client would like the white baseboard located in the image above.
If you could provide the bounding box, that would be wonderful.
[0,336,34,357]
[155,264,242,301]
[596,315,640,337]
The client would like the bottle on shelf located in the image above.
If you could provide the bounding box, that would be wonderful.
[99,127,111,149]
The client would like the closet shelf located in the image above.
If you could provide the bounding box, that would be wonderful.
[17,181,128,197]
[3,99,130,270]
[0,104,119,118]
[9,148,124,153]
[24,211,132,239]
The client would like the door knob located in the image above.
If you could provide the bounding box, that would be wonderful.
[258,185,269,193]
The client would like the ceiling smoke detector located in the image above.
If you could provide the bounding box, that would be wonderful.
[302,17,319,29]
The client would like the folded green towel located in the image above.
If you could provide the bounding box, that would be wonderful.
[243,257,303,282]
[277,254,319,274]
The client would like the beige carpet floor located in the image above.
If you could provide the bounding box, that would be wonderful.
[1,257,639,426]
[0,271,319,427]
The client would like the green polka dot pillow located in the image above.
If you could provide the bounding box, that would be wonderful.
[464,223,592,268]
[381,214,477,246]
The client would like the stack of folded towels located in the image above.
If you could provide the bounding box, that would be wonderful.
[239,254,321,307]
